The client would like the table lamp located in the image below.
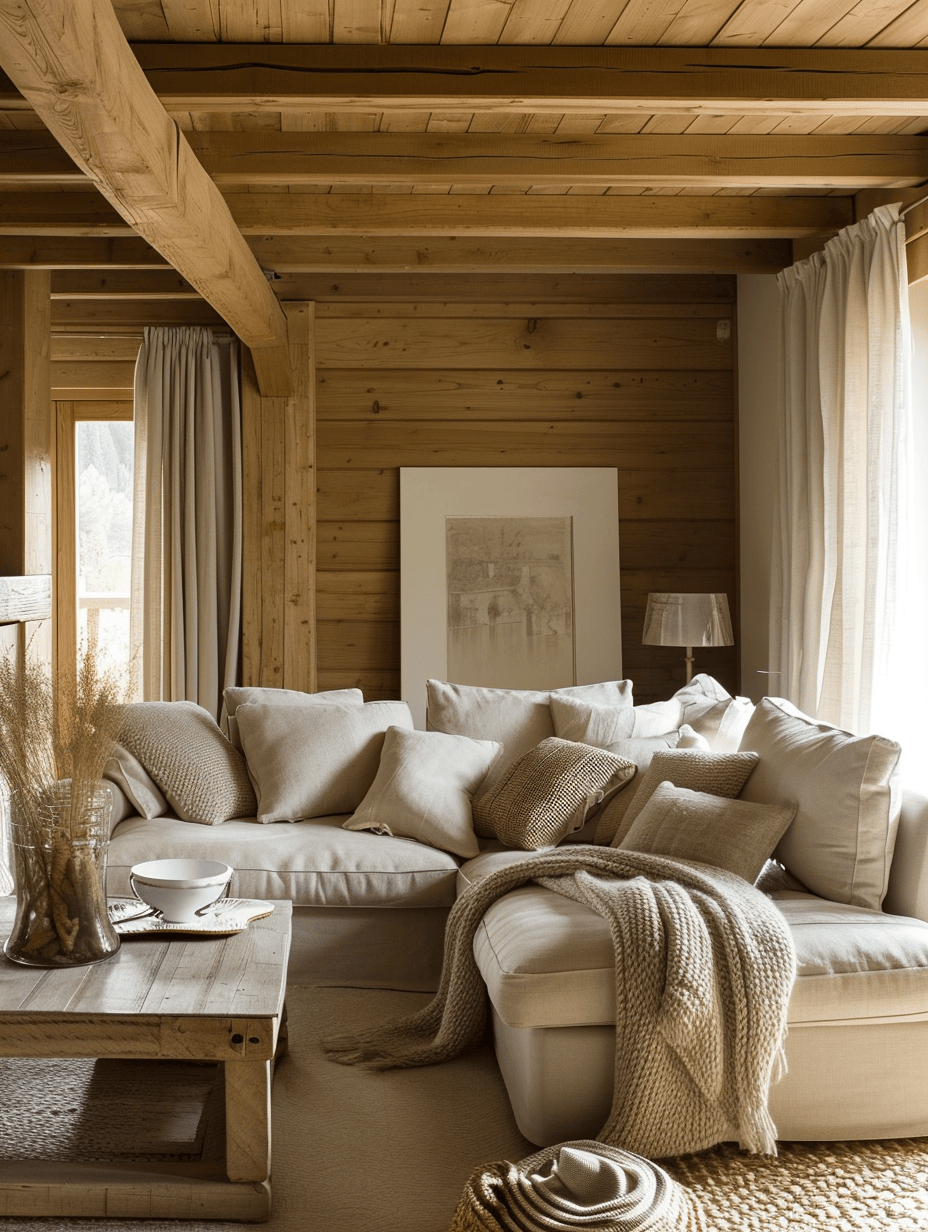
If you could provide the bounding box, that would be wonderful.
[641,592,733,683]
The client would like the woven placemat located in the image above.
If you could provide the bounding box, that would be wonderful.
[664,1138,928,1231]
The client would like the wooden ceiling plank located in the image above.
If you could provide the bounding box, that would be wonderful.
[822,0,920,48]
[50,270,201,298]
[334,0,383,43]
[247,233,790,272]
[389,0,452,42]
[441,0,516,44]
[499,0,575,44]
[658,0,744,46]
[2,46,925,117]
[867,0,928,48]
[0,0,291,396]
[605,0,685,46]
[0,235,164,267]
[158,0,223,41]
[762,0,859,45]
[713,0,826,46]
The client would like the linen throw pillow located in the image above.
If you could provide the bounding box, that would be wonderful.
[473,737,636,850]
[672,674,755,753]
[224,685,364,751]
[608,748,760,849]
[236,700,414,823]
[344,726,502,859]
[549,694,636,748]
[738,697,902,910]
[104,743,168,819]
[620,781,797,883]
[117,701,257,825]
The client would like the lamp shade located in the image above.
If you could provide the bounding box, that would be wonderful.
[642,593,733,649]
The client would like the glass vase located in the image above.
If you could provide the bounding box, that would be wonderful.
[4,780,121,967]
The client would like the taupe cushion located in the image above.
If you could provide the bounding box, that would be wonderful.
[473,737,636,850]
[609,748,759,848]
[224,685,364,750]
[104,743,167,819]
[236,700,414,823]
[108,813,459,909]
[344,726,501,858]
[118,701,257,826]
[620,781,795,883]
[738,697,902,910]
[590,735,681,845]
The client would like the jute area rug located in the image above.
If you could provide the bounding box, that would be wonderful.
[1,985,927,1231]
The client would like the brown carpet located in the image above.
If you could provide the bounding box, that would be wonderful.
[0,986,927,1231]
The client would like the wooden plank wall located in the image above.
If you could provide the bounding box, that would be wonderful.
[314,273,739,705]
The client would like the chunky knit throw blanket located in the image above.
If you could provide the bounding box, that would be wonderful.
[323,847,796,1158]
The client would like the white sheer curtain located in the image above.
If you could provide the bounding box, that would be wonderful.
[130,327,243,721]
[770,203,914,739]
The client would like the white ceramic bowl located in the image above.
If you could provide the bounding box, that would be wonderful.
[129,858,233,923]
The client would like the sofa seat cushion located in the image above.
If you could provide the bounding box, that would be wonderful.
[460,864,928,1030]
[108,814,460,909]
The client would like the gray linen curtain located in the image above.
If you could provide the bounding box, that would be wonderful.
[130,327,243,721]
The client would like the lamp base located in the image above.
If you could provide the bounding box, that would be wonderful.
[685,647,694,683]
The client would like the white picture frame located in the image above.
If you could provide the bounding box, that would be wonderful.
[400,467,622,728]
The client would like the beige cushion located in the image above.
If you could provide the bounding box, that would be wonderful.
[609,748,759,848]
[620,781,796,883]
[118,701,257,826]
[104,743,167,819]
[672,674,755,754]
[473,737,636,850]
[738,697,902,911]
[224,685,364,750]
[426,679,632,799]
[108,813,459,909]
[344,726,501,859]
[237,700,414,823]
[631,699,684,737]
[590,734,681,845]
[467,879,928,1031]
[549,694,635,748]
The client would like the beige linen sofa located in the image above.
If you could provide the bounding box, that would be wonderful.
[103,676,928,1147]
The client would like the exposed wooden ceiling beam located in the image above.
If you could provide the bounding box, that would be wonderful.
[2,45,927,117]
[245,235,791,274]
[3,129,925,190]
[51,270,200,298]
[0,189,852,239]
[0,2,291,396]
[0,235,164,267]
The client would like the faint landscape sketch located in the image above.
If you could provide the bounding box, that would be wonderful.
[446,515,575,688]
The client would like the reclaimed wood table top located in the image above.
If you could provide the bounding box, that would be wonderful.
[0,895,293,1221]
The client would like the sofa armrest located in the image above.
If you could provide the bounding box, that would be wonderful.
[883,787,928,922]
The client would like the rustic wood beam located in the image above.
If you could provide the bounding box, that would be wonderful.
[51,270,200,298]
[0,235,165,267]
[0,2,291,396]
[0,190,853,240]
[2,129,926,189]
[2,46,927,117]
[247,235,790,274]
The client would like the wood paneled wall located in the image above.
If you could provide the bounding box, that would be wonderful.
[313,273,738,705]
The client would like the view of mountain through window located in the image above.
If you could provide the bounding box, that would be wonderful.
[76,421,134,675]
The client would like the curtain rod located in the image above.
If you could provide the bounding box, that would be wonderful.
[900,192,928,217]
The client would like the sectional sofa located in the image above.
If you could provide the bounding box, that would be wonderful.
[102,674,928,1147]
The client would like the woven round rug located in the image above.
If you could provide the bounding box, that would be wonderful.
[663,1138,928,1231]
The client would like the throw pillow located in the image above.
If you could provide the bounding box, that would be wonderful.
[738,697,902,910]
[473,737,636,851]
[631,698,685,738]
[344,726,502,859]
[224,685,364,751]
[549,694,636,749]
[117,701,257,826]
[608,748,760,849]
[104,742,168,819]
[591,734,682,844]
[236,700,414,823]
[672,674,755,753]
[620,781,797,883]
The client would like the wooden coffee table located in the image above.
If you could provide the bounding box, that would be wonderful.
[0,896,291,1222]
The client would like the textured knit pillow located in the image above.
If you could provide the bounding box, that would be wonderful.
[236,700,414,823]
[620,781,796,882]
[344,726,502,859]
[608,748,760,849]
[473,737,636,851]
[117,701,257,826]
[224,685,364,750]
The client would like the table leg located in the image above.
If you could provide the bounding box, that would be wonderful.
[224,1058,272,1183]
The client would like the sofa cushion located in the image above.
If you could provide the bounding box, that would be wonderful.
[607,748,759,848]
[472,738,636,850]
[344,726,501,859]
[590,735,682,845]
[108,813,460,909]
[619,782,796,883]
[464,877,928,1031]
[224,685,364,751]
[738,697,902,910]
[672,674,755,754]
[549,694,635,748]
[237,700,414,824]
[426,679,632,806]
[117,700,257,825]
[104,743,167,820]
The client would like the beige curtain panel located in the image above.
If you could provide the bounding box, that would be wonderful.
[131,327,243,722]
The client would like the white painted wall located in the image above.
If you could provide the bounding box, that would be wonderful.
[736,274,781,702]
